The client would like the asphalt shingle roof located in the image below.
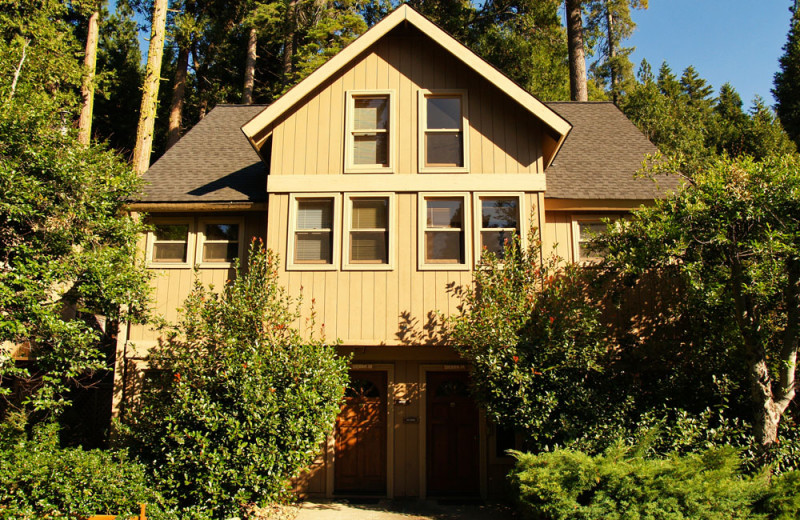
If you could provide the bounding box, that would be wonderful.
[139,105,267,202]
[544,101,681,199]
[136,102,680,203]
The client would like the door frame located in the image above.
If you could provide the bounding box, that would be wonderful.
[418,364,487,499]
[326,363,395,498]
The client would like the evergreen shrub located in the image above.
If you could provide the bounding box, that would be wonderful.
[122,244,349,518]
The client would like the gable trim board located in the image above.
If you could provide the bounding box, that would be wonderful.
[240,4,571,169]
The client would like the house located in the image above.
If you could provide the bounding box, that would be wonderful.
[115,4,679,500]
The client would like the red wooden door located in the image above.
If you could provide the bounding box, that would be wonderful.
[334,371,387,494]
[426,371,480,496]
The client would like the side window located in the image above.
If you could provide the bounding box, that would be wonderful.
[572,216,616,263]
[198,221,243,267]
[147,221,194,267]
[288,195,340,270]
[343,194,394,270]
[418,91,469,173]
[418,194,470,270]
[475,194,522,260]
[345,91,395,173]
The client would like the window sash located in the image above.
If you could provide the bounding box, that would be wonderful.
[423,197,465,264]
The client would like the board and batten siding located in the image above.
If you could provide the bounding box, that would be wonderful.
[269,192,543,346]
[263,25,544,176]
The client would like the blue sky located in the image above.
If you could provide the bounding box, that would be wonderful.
[625,0,795,107]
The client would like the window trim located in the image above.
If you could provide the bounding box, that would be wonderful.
[417,192,472,271]
[342,192,396,271]
[417,89,470,174]
[472,192,526,265]
[344,90,396,174]
[571,214,619,264]
[196,218,245,269]
[287,193,342,271]
[145,218,196,269]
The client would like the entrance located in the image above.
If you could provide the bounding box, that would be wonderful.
[334,370,387,494]
[426,371,480,496]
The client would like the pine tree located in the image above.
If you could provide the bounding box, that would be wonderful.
[773,3,800,147]
[566,0,588,101]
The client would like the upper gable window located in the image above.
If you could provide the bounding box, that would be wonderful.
[345,90,395,173]
[418,90,469,173]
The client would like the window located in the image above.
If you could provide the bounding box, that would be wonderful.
[418,194,471,270]
[572,216,617,263]
[418,90,469,172]
[147,220,195,267]
[474,194,523,261]
[343,194,395,270]
[345,90,395,173]
[288,194,341,270]
[198,220,244,267]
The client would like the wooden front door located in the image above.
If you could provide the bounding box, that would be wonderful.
[426,371,480,496]
[334,371,387,494]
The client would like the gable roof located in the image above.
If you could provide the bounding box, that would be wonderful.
[544,102,682,200]
[240,4,572,168]
[139,105,266,203]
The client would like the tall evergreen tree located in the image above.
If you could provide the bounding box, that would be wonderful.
[773,3,800,147]
[565,0,588,101]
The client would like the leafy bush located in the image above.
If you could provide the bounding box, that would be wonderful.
[763,470,800,519]
[509,445,769,520]
[122,244,348,518]
[0,416,169,519]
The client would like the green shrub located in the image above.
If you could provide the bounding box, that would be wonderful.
[0,417,170,519]
[509,445,770,520]
[122,244,349,518]
[763,470,800,520]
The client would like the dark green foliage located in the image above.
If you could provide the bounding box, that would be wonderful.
[764,470,800,519]
[509,445,773,520]
[122,244,349,518]
[0,416,170,519]
[774,5,800,148]
[446,236,609,448]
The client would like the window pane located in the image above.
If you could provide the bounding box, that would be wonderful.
[426,132,463,167]
[578,222,609,261]
[352,199,387,229]
[482,198,518,229]
[152,243,187,263]
[426,198,462,228]
[481,230,512,257]
[154,224,188,241]
[350,231,388,263]
[295,231,332,263]
[353,134,388,165]
[354,97,388,130]
[297,200,333,230]
[579,222,606,241]
[203,242,238,263]
[425,231,463,263]
[205,223,239,241]
[427,97,461,129]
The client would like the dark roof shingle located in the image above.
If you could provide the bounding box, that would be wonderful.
[139,105,267,202]
[544,102,681,199]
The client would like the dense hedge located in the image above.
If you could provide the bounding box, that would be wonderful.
[509,445,799,520]
[0,418,169,519]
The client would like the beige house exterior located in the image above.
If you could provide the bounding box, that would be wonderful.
[117,5,678,499]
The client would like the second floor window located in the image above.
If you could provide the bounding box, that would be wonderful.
[419,91,469,172]
[294,198,335,265]
[477,196,520,259]
[348,197,389,265]
[420,195,469,268]
[345,91,395,173]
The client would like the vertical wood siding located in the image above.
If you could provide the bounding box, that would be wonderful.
[265,26,543,176]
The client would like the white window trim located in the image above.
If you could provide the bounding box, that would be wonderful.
[287,193,342,271]
[196,218,246,269]
[571,214,618,264]
[344,90,396,174]
[472,192,526,266]
[145,218,196,269]
[342,192,396,271]
[417,192,472,271]
[418,89,470,174]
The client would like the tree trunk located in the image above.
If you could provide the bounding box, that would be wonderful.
[606,5,618,103]
[565,0,588,102]
[166,43,190,150]
[78,10,100,145]
[242,26,258,104]
[282,0,298,86]
[131,0,169,175]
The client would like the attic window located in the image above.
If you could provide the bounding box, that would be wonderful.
[345,90,395,173]
[418,90,469,173]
